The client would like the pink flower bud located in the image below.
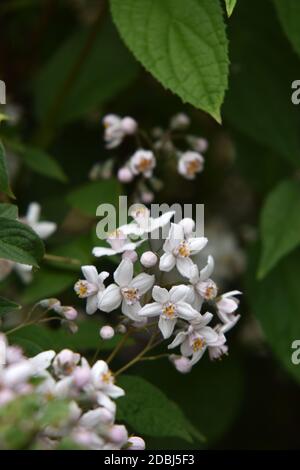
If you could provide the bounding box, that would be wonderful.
[140,251,158,268]
[170,355,192,374]
[73,366,91,388]
[108,424,128,445]
[39,298,61,309]
[118,167,134,183]
[122,250,138,263]
[121,117,137,134]
[62,306,78,321]
[170,112,190,130]
[99,325,115,340]
[116,324,127,334]
[141,191,154,204]
[127,436,146,450]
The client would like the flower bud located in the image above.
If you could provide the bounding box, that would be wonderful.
[140,251,158,268]
[99,325,115,340]
[169,355,192,374]
[108,424,128,445]
[127,436,146,450]
[121,116,137,134]
[61,306,78,321]
[170,112,190,130]
[117,167,134,183]
[39,298,61,310]
[141,190,154,204]
[73,366,91,388]
[116,324,127,334]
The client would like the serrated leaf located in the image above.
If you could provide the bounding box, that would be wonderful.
[0,203,18,219]
[225,0,237,17]
[0,217,44,266]
[0,142,14,198]
[35,20,139,126]
[274,0,300,58]
[258,181,300,279]
[117,375,195,442]
[110,0,229,122]
[0,296,20,316]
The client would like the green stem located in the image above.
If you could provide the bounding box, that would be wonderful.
[114,331,157,377]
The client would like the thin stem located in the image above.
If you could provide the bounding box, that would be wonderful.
[139,353,169,362]
[44,253,81,266]
[106,328,132,365]
[114,331,157,377]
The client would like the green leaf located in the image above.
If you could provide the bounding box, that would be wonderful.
[274,0,300,58]
[247,244,300,384]
[18,145,67,183]
[225,0,237,17]
[34,20,139,126]
[67,179,121,217]
[0,141,14,198]
[110,0,229,122]
[0,296,20,316]
[117,375,196,442]
[0,217,44,266]
[0,203,18,219]
[224,0,300,167]
[21,268,76,304]
[259,180,300,279]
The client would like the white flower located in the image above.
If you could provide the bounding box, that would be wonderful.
[91,360,124,399]
[22,202,57,240]
[92,229,144,258]
[130,149,156,178]
[187,255,216,310]
[103,114,137,149]
[29,350,55,374]
[160,223,207,278]
[139,285,200,339]
[178,151,204,180]
[120,206,174,238]
[99,259,154,321]
[216,290,241,324]
[53,349,81,377]
[168,312,225,365]
[74,265,109,314]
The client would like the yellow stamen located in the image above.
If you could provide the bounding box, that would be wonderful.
[162,303,176,318]
[193,338,205,352]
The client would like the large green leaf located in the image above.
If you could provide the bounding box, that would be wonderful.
[274,0,300,57]
[18,145,67,183]
[0,217,44,266]
[0,203,18,219]
[0,142,14,198]
[0,296,20,317]
[67,179,121,217]
[34,20,139,126]
[110,0,229,122]
[117,375,201,443]
[225,0,237,16]
[224,0,300,167]
[21,269,76,304]
[247,244,300,384]
[259,180,300,279]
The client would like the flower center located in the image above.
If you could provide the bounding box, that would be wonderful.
[121,287,140,305]
[74,280,89,298]
[193,338,205,352]
[102,371,114,385]
[176,240,190,258]
[186,159,202,176]
[162,302,176,318]
[199,280,218,300]
[137,157,152,172]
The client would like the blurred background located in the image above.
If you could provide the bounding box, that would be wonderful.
[1,0,300,449]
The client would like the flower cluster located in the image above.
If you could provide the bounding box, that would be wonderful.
[0,334,144,450]
[89,113,208,203]
[75,209,241,372]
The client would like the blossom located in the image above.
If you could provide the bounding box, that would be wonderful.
[159,223,208,278]
[139,285,200,339]
[169,355,192,374]
[22,202,57,240]
[178,151,204,180]
[99,259,154,321]
[99,325,115,340]
[120,205,174,238]
[74,265,109,314]
[187,255,216,310]
[103,114,137,149]
[216,290,241,324]
[168,312,225,365]
[130,149,156,178]
[92,229,144,258]
[90,360,124,399]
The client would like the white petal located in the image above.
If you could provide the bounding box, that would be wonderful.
[86,295,98,315]
[118,223,143,236]
[176,257,194,278]
[189,264,200,284]
[152,286,169,304]
[26,202,40,224]
[200,327,220,345]
[188,237,208,253]
[82,265,98,284]
[159,253,176,272]
[164,223,184,251]
[91,360,108,383]
[180,339,193,357]
[30,350,55,373]
[96,392,116,415]
[139,302,162,317]
[98,271,110,283]
[169,285,189,303]
[33,221,56,239]
[190,348,207,366]
[168,331,187,349]
[92,247,116,257]
[113,258,133,287]
[176,301,200,321]
[130,273,154,295]
[199,255,214,281]
[99,284,122,312]
[158,316,176,339]
[121,300,141,321]
[107,384,125,399]
[148,211,175,231]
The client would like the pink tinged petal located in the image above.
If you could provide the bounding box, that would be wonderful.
[121,300,141,321]
[26,202,40,224]
[152,286,170,303]
[159,253,176,272]
[168,331,187,349]
[29,350,55,373]
[176,302,200,321]
[130,273,154,295]
[188,237,208,253]
[139,302,162,317]
[107,384,125,398]
[193,311,214,328]
[176,257,194,278]
[33,222,56,239]
[82,265,99,284]
[169,285,189,303]
[86,295,98,315]
[199,255,214,281]
[218,298,238,315]
[158,316,176,339]
[99,284,122,312]
[96,392,116,415]
[180,339,193,357]
[200,327,220,345]
[190,347,207,366]
[220,315,240,334]
[92,247,117,257]
[113,258,133,287]
[149,211,175,231]
[98,271,109,283]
